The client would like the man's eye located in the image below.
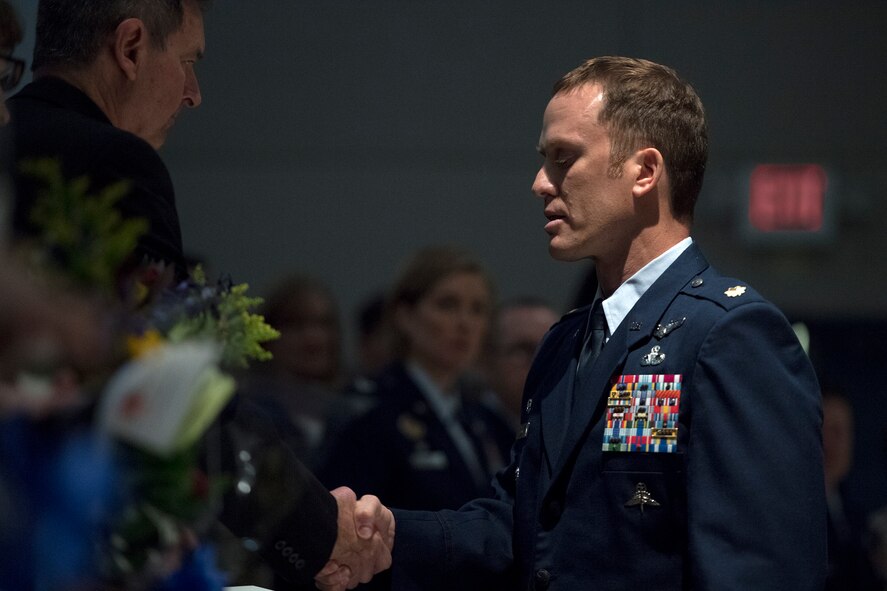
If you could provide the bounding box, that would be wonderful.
[553,157,573,168]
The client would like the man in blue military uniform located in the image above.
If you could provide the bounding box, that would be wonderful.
[331,56,826,591]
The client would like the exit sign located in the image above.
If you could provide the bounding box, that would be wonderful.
[748,164,827,232]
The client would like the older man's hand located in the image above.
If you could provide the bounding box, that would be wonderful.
[314,486,395,591]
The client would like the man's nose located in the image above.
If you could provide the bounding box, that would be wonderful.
[184,73,202,108]
[532,166,555,198]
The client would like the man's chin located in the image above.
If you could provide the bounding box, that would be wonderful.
[149,124,173,150]
[151,133,168,150]
[548,242,584,262]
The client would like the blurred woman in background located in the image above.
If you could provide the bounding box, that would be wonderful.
[320,246,513,511]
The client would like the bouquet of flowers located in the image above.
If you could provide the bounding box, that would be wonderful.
[10,158,280,589]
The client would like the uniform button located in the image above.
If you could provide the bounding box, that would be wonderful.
[690,277,704,287]
[534,569,551,590]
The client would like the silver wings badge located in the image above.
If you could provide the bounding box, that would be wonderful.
[624,482,661,513]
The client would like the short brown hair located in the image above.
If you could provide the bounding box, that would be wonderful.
[554,56,708,222]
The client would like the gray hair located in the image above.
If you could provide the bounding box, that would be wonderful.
[33,0,208,71]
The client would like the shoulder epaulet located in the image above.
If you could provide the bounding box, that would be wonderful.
[681,270,766,311]
[538,304,591,339]
[552,303,592,327]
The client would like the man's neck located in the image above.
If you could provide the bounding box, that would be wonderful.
[596,224,691,297]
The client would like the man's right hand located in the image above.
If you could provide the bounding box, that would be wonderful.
[315,486,395,591]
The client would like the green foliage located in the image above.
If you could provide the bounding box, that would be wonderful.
[17,158,276,587]
[160,275,280,370]
[20,158,279,368]
[216,283,280,368]
[20,158,147,291]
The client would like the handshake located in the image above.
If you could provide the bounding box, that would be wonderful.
[314,487,396,590]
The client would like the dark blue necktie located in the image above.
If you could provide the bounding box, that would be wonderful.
[579,299,607,372]
[566,299,608,425]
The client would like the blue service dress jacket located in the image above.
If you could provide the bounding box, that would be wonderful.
[390,243,827,591]
[320,362,514,511]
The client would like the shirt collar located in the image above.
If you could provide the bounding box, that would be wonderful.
[405,361,460,420]
[599,237,693,335]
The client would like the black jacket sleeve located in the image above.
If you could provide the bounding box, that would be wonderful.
[207,394,338,585]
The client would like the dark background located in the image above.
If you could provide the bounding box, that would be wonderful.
[9,0,887,516]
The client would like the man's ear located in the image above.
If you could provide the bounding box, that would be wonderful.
[113,18,148,81]
[631,147,665,199]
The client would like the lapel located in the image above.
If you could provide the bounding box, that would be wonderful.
[388,363,480,486]
[548,244,710,484]
[538,312,586,471]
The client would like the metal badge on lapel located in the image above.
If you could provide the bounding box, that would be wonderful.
[397,414,426,441]
[624,482,660,513]
[640,345,666,366]
[653,317,685,339]
[603,374,682,453]
[725,285,747,298]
